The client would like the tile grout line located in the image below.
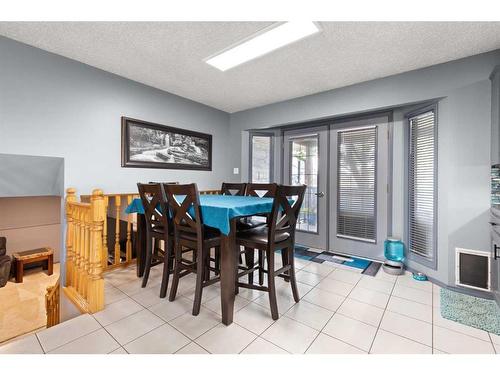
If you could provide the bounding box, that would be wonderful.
[255,335,293,354]
[304,269,365,353]
[373,328,433,351]
[366,274,398,354]
[192,321,256,354]
[145,302,209,344]
[83,314,122,352]
[432,281,434,352]
[40,317,103,354]
[238,333,261,354]
[172,340,198,354]
[128,284,208,351]
[101,318,165,350]
[34,331,46,354]
[488,332,497,354]
[241,260,335,353]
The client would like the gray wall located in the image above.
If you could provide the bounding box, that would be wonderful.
[0,153,64,197]
[0,154,65,268]
[230,49,500,286]
[0,36,232,196]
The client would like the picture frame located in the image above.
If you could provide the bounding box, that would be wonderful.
[121,117,212,171]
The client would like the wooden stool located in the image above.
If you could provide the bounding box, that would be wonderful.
[13,247,54,283]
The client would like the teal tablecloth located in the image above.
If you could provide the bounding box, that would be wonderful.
[126,195,274,235]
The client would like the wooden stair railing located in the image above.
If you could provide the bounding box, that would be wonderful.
[200,189,221,195]
[81,193,139,273]
[45,277,60,328]
[64,188,105,313]
[79,189,219,275]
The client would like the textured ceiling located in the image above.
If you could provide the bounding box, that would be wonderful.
[1,22,500,113]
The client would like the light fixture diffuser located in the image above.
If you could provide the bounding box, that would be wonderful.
[205,22,320,71]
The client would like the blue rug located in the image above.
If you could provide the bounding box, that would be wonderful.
[278,248,381,276]
[275,245,319,261]
[440,288,500,335]
[314,252,380,275]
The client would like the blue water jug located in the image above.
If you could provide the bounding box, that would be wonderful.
[384,238,404,262]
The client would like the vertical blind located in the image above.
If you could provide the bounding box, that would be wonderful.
[409,110,436,259]
[337,127,377,242]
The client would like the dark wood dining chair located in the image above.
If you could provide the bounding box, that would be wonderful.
[137,183,175,296]
[239,183,278,285]
[220,182,246,196]
[240,182,277,229]
[235,184,306,320]
[165,183,221,315]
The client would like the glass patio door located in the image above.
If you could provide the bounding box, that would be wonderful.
[329,115,390,261]
[283,126,328,250]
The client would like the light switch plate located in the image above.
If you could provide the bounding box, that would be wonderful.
[233,167,239,175]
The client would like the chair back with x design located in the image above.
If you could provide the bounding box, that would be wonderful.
[163,183,203,240]
[220,182,246,196]
[245,183,277,198]
[268,184,307,244]
[137,183,171,236]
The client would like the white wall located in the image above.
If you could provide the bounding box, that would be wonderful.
[0,36,232,196]
[229,49,500,287]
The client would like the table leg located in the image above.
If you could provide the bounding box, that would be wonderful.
[16,260,23,283]
[136,214,147,278]
[220,219,237,325]
[48,254,53,276]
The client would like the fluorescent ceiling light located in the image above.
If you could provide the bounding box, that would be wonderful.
[205,22,320,71]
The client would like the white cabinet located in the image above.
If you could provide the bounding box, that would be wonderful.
[491,66,500,165]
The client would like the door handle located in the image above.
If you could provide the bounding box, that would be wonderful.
[495,244,499,260]
[315,192,325,198]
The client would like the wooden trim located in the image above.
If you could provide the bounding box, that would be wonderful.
[45,277,60,328]
[64,188,105,313]
[62,286,90,314]
[199,189,221,195]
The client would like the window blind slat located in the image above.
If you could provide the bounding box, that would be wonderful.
[409,110,436,260]
[337,127,377,242]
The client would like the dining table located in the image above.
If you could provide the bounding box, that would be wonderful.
[125,194,277,325]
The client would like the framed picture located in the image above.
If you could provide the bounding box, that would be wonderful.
[121,117,212,170]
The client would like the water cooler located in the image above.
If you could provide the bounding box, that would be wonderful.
[382,238,405,275]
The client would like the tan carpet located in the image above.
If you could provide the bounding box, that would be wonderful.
[0,263,60,343]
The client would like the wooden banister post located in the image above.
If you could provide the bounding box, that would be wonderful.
[65,188,77,287]
[102,196,109,270]
[74,209,81,292]
[126,195,133,263]
[114,195,121,266]
[81,210,91,299]
[88,189,105,312]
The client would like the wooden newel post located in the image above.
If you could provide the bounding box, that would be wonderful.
[102,196,109,270]
[114,195,121,266]
[126,195,133,263]
[65,188,77,287]
[88,189,105,312]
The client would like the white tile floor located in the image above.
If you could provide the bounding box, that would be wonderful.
[1,253,499,354]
